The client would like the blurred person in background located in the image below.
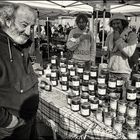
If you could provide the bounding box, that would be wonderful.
[66,13,94,70]
[105,13,138,87]
[0,3,39,140]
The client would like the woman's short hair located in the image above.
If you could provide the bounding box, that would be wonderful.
[75,13,88,25]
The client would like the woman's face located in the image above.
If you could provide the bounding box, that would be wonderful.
[77,18,87,30]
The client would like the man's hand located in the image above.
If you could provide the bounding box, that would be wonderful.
[113,30,120,41]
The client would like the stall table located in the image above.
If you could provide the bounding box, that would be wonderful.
[37,81,126,140]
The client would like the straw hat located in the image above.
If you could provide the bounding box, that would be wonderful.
[109,13,127,24]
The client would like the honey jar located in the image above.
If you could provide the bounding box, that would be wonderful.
[61,81,69,91]
[113,118,123,133]
[88,79,97,91]
[61,72,68,82]
[72,76,80,87]
[81,80,89,92]
[127,103,137,118]
[77,63,85,74]
[51,77,58,86]
[60,64,67,73]
[69,67,76,76]
[71,86,80,96]
[90,65,98,80]
[71,97,81,112]
[88,91,95,99]
[97,83,107,96]
[104,112,112,126]
[117,100,127,114]
[81,102,91,117]
[95,108,103,122]
[89,97,99,112]
[110,96,119,110]
[97,74,106,84]
[67,60,74,70]
[108,77,117,89]
[83,71,90,81]
[126,116,136,128]
[116,77,124,87]
[67,93,76,105]
[127,126,138,139]
[51,55,57,66]
[59,57,67,67]
[81,92,89,104]
[126,86,137,102]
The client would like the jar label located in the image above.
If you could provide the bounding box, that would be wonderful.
[77,68,83,73]
[128,108,137,117]
[88,85,94,91]
[81,109,89,116]
[91,103,98,110]
[98,88,106,95]
[113,123,122,133]
[128,132,137,139]
[127,119,136,127]
[108,81,116,88]
[117,80,123,86]
[110,100,117,110]
[98,78,105,84]
[72,90,79,96]
[127,92,137,100]
[118,104,126,114]
[62,77,67,82]
[70,71,75,76]
[72,81,79,86]
[61,68,66,73]
[62,85,67,91]
[60,62,65,67]
[51,59,56,64]
[51,72,57,77]
[52,81,57,86]
[67,98,71,104]
[104,118,112,126]
[81,98,88,104]
[136,82,140,88]
[68,65,73,69]
[83,75,89,80]
[90,72,97,77]
[71,104,79,111]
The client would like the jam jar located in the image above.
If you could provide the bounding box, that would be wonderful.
[67,93,76,105]
[71,97,81,112]
[90,65,98,80]
[71,86,80,96]
[51,55,58,66]
[127,103,137,118]
[61,81,69,91]
[104,112,112,127]
[44,82,52,91]
[97,74,106,84]
[116,77,124,87]
[61,72,68,82]
[67,60,74,70]
[95,108,103,122]
[117,112,125,124]
[81,92,89,104]
[89,97,99,112]
[77,63,85,74]
[46,74,51,81]
[51,77,58,86]
[101,68,109,82]
[88,79,97,91]
[110,96,119,110]
[108,77,117,89]
[51,68,58,78]
[60,64,67,73]
[59,57,67,67]
[126,86,137,102]
[72,76,80,87]
[126,116,136,128]
[83,71,90,81]
[132,74,140,88]
[117,100,127,114]
[81,102,91,117]
[127,126,138,139]
[113,118,123,133]
[88,90,95,99]
[82,80,89,92]
[97,83,107,96]
[69,67,76,76]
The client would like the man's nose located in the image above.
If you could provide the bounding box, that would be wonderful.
[24,26,31,36]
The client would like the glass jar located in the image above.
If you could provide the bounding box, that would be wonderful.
[110,96,119,110]
[98,94,106,106]
[117,77,124,87]
[69,67,76,76]
[127,103,137,118]
[132,74,140,88]
[81,92,89,104]
[51,55,57,66]
[40,81,46,89]
[116,86,123,100]
[89,97,99,112]
[51,77,58,86]
[82,80,89,92]
[67,60,74,70]
[126,86,137,102]
[90,65,98,80]
[101,68,109,82]
[97,83,107,96]
[108,88,117,98]
[113,118,123,133]
[60,64,67,73]
[83,71,90,81]
[72,76,80,87]
[88,91,95,99]
[61,81,69,91]
[97,74,106,84]
[88,79,97,91]
[67,93,76,105]
[110,108,116,118]
[61,72,68,82]
[51,68,58,78]
[127,126,138,139]
[46,74,51,81]
[77,63,85,74]
[126,116,136,128]
[71,97,81,112]
[95,108,103,122]
[117,100,127,114]
[117,112,125,124]
[44,83,52,91]
[59,57,67,67]
[81,102,91,117]
[71,86,80,96]
[104,112,112,126]
[108,77,117,89]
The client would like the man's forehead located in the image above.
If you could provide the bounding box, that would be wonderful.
[112,19,122,23]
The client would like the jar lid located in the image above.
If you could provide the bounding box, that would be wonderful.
[89,79,97,84]
[60,64,67,68]
[61,81,68,85]
[98,83,107,88]
[132,74,140,81]
[60,57,67,61]
[72,86,80,90]
[68,60,74,64]
[109,77,117,82]
[89,90,95,95]
[127,86,137,93]
[90,65,98,70]
[82,80,89,85]
[51,55,57,59]
[67,93,76,98]
[98,74,106,78]
[127,103,137,109]
[81,92,89,98]
[89,97,99,103]
[81,102,90,109]
[72,75,80,80]
[51,68,58,72]
[70,67,76,71]
[83,70,90,75]
[101,68,109,75]
[77,63,85,67]
[62,72,68,76]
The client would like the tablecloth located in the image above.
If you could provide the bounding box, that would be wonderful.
[37,84,127,140]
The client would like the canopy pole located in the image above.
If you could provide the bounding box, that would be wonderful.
[101,9,106,63]
[46,17,50,60]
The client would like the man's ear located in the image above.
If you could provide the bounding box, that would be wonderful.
[5,19,12,27]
